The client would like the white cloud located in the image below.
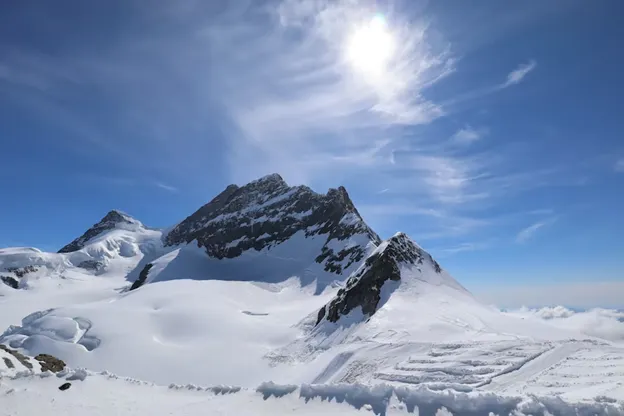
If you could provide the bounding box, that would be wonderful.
[475,281,624,310]
[358,202,494,241]
[201,0,456,185]
[614,158,624,172]
[515,305,577,319]
[505,305,624,342]
[502,60,536,88]
[155,182,178,193]
[451,125,487,145]
[435,241,491,256]
[0,2,576,247]
[515,217,555,243]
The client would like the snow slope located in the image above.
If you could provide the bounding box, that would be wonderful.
[2,174,624,411]
[3,237,623,402]
[2,372,622,416]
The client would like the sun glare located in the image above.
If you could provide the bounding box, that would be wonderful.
[345,14,396,80]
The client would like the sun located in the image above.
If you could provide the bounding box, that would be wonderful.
[345,14,396,80]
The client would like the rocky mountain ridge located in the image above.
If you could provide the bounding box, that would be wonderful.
[316,233,443,325]
[42,174,451,324]
[164,173,380,276]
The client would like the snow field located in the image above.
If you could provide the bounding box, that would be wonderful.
[2,211,624,411]
[2,372,622,416]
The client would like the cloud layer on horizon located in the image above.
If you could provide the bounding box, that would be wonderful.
[505,305,624,342]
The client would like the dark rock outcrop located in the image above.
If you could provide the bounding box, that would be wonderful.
[0,344,66,373]
[6,265,37,278]
[1,275,19,289]
[316,233,442,325]
[0,344,33,369]
[1,266,38,289]
[58,210,137,253]
[165,174,380,277]
[2,356,14,368]
[59,382,71,391]
[77,260,104,271]
[130,263,153,291]
[35,353,66,373]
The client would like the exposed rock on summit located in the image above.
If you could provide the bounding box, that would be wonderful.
[165,174,380,277]
[316,233,443,325]
[58,210,139,253]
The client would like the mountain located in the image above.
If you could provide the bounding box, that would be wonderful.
[2,173,622,407]
[0,210,161,291]
[58,210,145,254]
[315,232,466,326]
[139,173,381,289]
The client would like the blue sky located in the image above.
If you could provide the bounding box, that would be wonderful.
[1,0,622,306]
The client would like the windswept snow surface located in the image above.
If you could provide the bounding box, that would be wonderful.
[2,215,624,409]
[3,354,621,416]
[3,255,624,403]
[1,373,622,416]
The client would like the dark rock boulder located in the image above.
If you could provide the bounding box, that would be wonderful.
[59,382,71,391]
[35,353,66,373]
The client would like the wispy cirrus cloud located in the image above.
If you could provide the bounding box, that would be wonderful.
[451,125,488,145]
[501,60,537,88]
[614,158,624,173]
[516,217,556,243]
[155,182,178,193]
[0,0,573,251]
[434,241,493,257]
[200,0,457,185]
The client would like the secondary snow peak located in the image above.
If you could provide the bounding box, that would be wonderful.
[58,210,142,253]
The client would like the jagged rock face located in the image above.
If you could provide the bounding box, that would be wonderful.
[316,233,442,325]
[129,263,153,291]
[165,174,380,276]
[58,210,135,253]
[1,275,19,289]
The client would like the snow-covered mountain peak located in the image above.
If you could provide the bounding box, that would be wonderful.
[247,172,287,188]
[315,232,461,325]
[380,232,441,269]
[159,175,380,288]
[58,210,144,254]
